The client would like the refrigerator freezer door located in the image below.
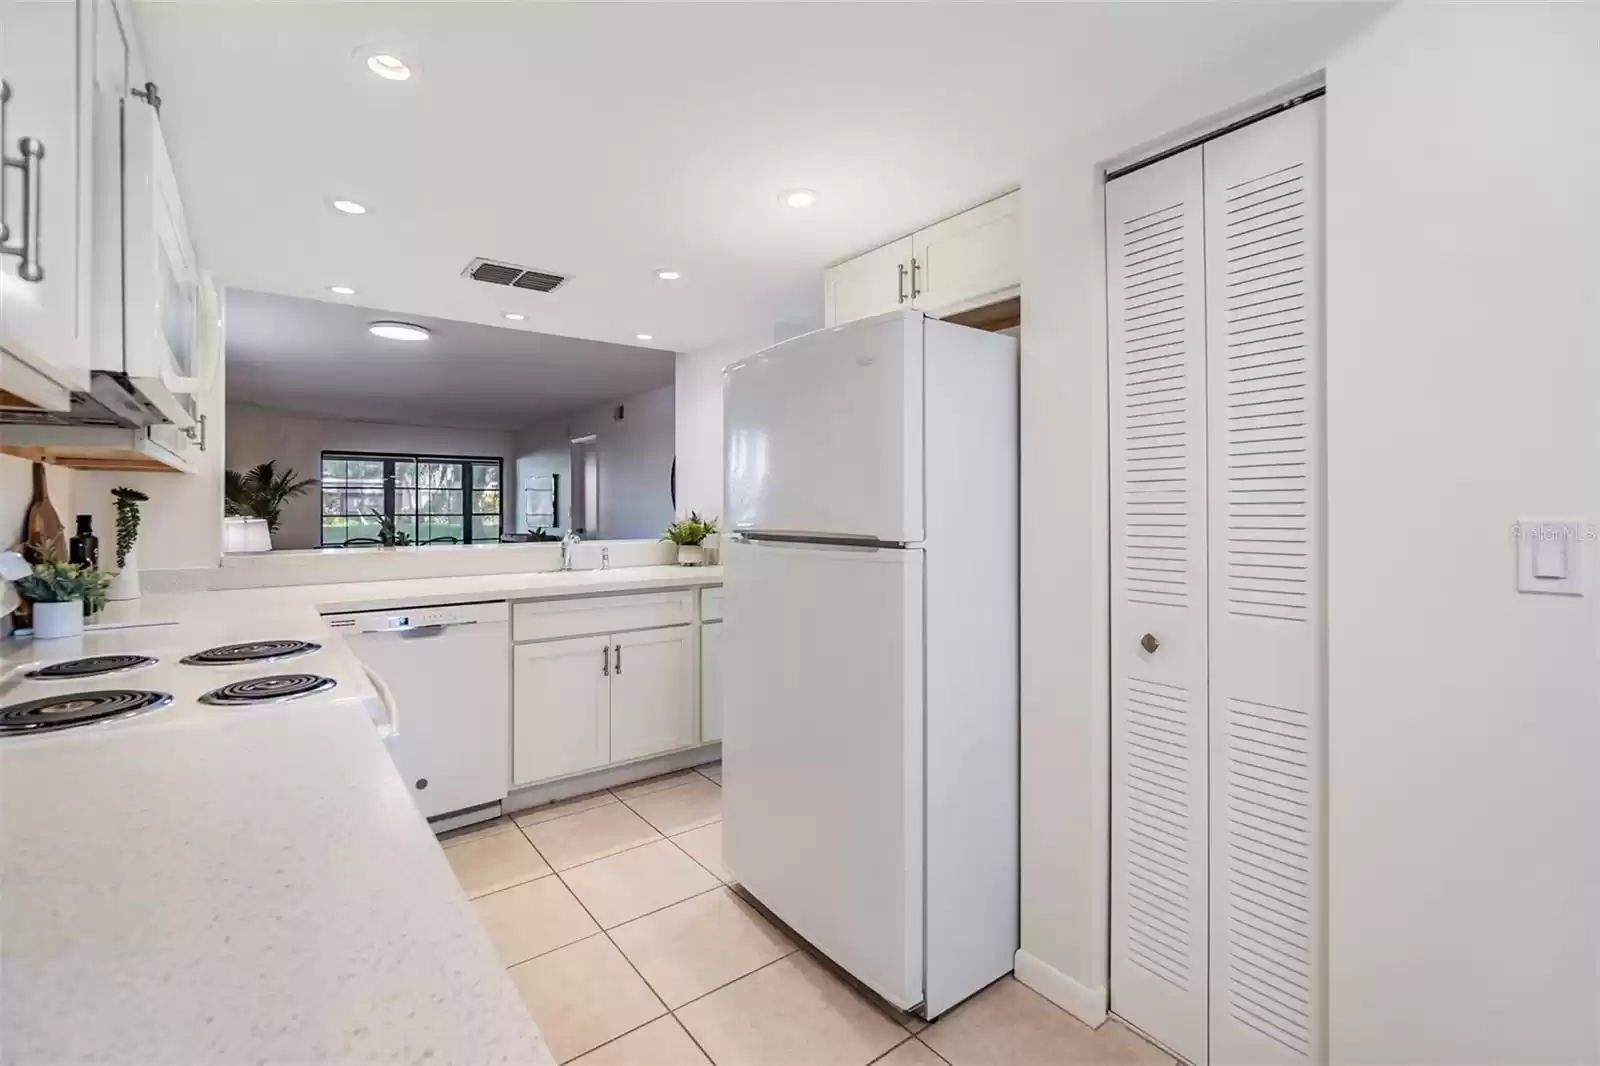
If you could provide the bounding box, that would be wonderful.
[721,537,925,1009]
[724,311,924,543]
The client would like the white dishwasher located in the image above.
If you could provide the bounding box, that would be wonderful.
[324,600,509,826]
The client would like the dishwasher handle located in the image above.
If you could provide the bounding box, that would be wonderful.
[397,623,450,638]
[363,662,401,740]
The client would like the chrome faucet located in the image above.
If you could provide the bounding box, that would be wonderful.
[561,531,582,571]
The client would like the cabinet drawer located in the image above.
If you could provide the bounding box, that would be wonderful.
[513,590,694,642]
[700,587,725,622]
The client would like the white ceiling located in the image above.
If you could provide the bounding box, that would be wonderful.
[224,288,675,430]
[135,2,1380,356]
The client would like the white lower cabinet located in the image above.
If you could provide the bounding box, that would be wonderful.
[610,626,696,763]
[700,621,723,743]
[513,634,612,786]
[512,624,697,788]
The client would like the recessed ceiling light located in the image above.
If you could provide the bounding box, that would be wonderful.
[366,54,411,81]
[782,188,818,209]
[655,269,681,281]
[369,321,430,341]
[329,286,357,295]
[503,312,526,321]
[636,333,654,342]
[331,199,367,215]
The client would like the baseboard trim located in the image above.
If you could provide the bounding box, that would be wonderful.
[1014,949,1107,1028]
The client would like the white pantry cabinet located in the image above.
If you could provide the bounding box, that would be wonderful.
[700,620,724,744]
[823,190,1019,327]
[0,0,96,408]
[609,626,696,763]
[513,634,612,785]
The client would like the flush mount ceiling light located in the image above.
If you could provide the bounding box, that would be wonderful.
[782,188,818,209]
[329,285,357,295]
[502,312,526,321]
[635,333,654,342]
[655,269,681,281]
[366,54,411,81]
[368,321,430,341]
[331,199,367,215]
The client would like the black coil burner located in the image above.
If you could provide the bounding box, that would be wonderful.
[0,690,173,736]
[181,640,321,667]
[198,674,337,706]
[25,654,158,680]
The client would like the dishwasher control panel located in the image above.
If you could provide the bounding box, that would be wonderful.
[322,600,509,634]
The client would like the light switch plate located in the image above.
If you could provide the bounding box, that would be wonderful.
[1516,519,1587,595]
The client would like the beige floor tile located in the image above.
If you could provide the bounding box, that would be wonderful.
[560,839,719,928]
[696,762,722,784]
[872,1039,947,1066]
[676,951,906,1066]
[612,769,703,800]
[438,815,520,849]
[899,1014,929,1035]
[570,1016,710,1066]
[514,790,619,828]
[623,776,723,835]
[508,934,666,1063]
[471,876,599,966]
[522,801,661,871]
[920,978,1173,1066]
[610,886,793,1008]
[444,827,552,898]
[670,823,734,883]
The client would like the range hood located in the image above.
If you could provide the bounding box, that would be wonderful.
[0,422,195,473]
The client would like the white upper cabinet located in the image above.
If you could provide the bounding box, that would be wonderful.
[0,0,95,406]
[824,236,914,327]
[823,191,1019,327]
[910,190,1020,317]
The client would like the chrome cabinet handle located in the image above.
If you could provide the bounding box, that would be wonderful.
[613,644,622,674]
[1,135,44,282]
[909,257,921,300]
[602,646,610,676]
[0,81,10,245]
[896,262,907,304]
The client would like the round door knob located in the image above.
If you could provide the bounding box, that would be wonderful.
[1140,633,1160,654]
[415,778,429,790]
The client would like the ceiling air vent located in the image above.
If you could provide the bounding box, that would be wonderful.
[463,258,568,293]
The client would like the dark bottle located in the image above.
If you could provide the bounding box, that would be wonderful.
[69,514,100,568]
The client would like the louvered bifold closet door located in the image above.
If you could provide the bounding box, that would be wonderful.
[1202,98,1325,1066]
[1107,148,1210,1066]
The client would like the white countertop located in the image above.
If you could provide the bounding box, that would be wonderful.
[0,564,720,1065]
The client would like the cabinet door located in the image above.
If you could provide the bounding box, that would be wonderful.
[824,236,912,327]
[0,0,93,393]
[609,626,695,763]
[700,621,723,743]
[512,635,611,786]
[911,191,1019,318]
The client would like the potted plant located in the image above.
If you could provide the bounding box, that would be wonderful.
[108,487,149,601]
[663,512,718,566]
[224,461,318,548]
[371,512,413,548]
[17,560,113,640]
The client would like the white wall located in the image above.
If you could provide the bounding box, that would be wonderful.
[514,383,675,540]
[1325,6,1599,1063]
[1016,3,1600,1061]
[226,402,516,550]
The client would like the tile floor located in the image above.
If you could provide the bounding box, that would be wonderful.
[443,763,1174,1066]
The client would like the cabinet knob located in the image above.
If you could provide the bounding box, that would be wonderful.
[415,777,429,791]
[1140,633,1160,654]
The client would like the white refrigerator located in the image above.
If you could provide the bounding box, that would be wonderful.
[721,309,1018,1019]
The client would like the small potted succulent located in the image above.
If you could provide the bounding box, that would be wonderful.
[17,560,113,639]
[663,512,718,567]
[108,486,149,601]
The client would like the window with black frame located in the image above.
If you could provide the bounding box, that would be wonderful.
[321,453,502,546]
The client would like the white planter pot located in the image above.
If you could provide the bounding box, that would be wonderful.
[32,600,85,640]
[677,543,706,567]
[107,548,141,601]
